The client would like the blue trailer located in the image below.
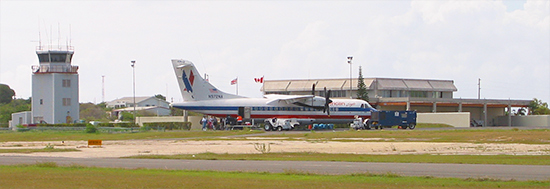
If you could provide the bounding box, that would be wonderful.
[367,111,417,130]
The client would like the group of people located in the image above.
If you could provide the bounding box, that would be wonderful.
[200,115,243,131]
[200,116,218,131]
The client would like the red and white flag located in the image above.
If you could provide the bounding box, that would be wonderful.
[230,78,238,85]
[254,76,264,83]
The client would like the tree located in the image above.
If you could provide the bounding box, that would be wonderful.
[0,84,15,104]
[528,98,550,115]
[0,98,31,126]
[80,103,110,122]
[155,94,166,101]
[356,66,369,102]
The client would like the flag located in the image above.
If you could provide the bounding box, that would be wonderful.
[254,76,264,83]
[231,78,238,85]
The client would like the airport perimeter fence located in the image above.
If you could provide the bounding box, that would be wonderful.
[13,126,140,133]
[142,122,192,131]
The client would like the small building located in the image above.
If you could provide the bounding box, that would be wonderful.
[263,78,531,127]
[107,96,171,117]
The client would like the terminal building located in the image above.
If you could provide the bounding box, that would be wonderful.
[262,78,532,127]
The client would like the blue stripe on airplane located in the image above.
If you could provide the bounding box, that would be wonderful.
[173,106,373,112]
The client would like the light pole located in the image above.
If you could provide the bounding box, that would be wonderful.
[347,56,353,98]
[131,60,136,125]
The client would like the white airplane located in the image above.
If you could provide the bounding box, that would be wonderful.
[171,59,377,130]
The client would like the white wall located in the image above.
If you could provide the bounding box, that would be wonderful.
[136,116,203,129]
[10,111,32,129]
[32,73,79,124]
[495,115,550,127]
[417,112,470,127]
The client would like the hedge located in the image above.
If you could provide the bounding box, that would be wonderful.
[143,122,192,130]
[35,123,88,127]
[97,122,136,128]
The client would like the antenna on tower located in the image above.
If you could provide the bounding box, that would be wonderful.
[69,24,72,47]
[57,22,60,49]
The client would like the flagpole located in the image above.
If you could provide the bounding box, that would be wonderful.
[236,77,239,95]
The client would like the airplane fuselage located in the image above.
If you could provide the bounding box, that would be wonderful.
[172,97,374,124]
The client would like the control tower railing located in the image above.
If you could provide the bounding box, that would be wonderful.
[32,65,79,74]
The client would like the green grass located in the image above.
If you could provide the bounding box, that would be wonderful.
[275,129,550,144]
[0,130,263,142]
[127,152,550,165]
[0,163,547,189]
[0,148,79,153]
[415,123,454,128]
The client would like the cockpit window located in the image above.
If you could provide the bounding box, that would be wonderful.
[363,103,373,109]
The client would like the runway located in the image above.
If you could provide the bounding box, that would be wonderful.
[1,156,549,181]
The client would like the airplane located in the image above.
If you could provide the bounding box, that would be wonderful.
[171,59,377,131]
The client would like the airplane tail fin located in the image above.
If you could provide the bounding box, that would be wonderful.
[172,59,244,101]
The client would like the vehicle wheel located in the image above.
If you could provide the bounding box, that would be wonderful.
[408,123,416,130]
[264,124,273,131]
[374,126,379,130]
[401,125,408,129]
[277,126,283,132]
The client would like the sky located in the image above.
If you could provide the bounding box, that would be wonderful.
[0,0,549,104]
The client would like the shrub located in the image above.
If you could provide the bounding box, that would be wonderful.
[84,124,98,133]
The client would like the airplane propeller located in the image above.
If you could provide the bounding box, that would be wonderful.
[323,87,333,115]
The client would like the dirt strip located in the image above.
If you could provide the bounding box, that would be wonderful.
[2,139,550,158]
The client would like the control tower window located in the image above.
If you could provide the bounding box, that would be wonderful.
[50,53,67,62]
[37,53,71,63]
[38,54,49,63]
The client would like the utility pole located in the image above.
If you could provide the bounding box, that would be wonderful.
[347,56,353,99]
[131,60,136,125]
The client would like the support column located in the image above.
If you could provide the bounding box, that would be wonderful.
[432,102,437,113]
[406,98,410,111]
[458,101,463,112]
[508,100,512,127]
[183,110,188,123]
[483,100,488,127]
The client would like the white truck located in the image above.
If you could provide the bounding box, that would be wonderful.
[264,118,300,131]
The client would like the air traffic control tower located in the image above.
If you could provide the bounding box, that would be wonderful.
[31,45,79,124]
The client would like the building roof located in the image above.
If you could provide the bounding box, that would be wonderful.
[263,78,457,92]
[110,97,153,104]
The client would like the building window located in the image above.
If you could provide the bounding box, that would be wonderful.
[40,99,43,105]
[410,91,428,98]
[63,98,71,106]
[320,90,346,98]
[62,79,71,87]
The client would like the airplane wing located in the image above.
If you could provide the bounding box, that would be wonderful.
[264,94,319,107]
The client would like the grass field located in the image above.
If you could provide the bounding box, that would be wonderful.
[2,129,550,188]
[1,128,549,144]
[0,129,263,142]
[127,152,550,165]
[0,163,548,189]
[266,129,550,144]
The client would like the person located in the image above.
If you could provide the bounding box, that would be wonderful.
[236,115,243,125]
[208,116,216,130]
[201,116,207,131]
